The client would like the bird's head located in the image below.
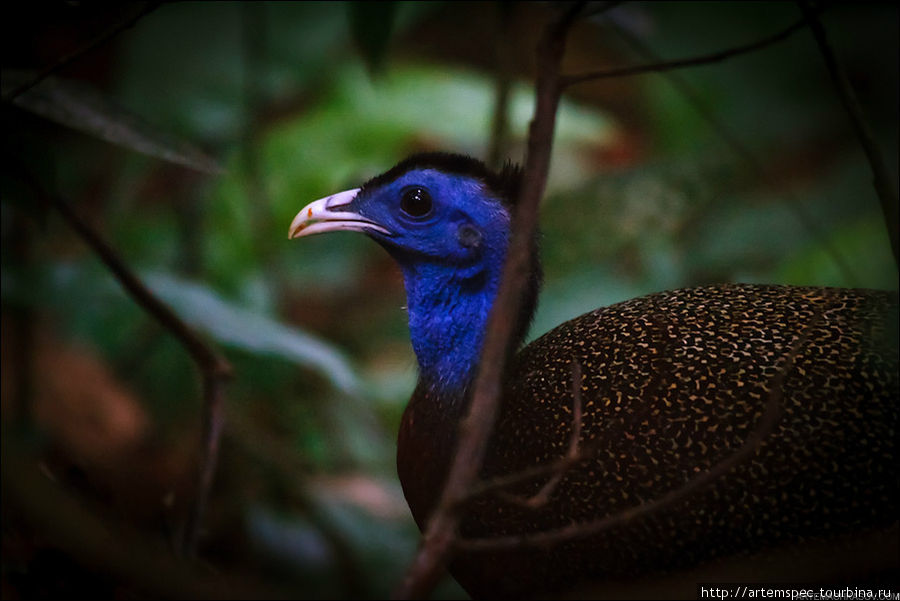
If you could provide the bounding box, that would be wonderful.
[289,152,539,393]
[289,153,520,274]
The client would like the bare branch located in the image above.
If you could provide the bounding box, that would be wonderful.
[487,2,515,169]
[499,359,583,509]
[797,0,899,269]
[180,373,228,558]
[605,21,860,286]
[561,15,810,88]
[466,441,592,502]
[31,180,231,560]
[458,311,820,551]
[391,3,587,598]
[2,2,162,103]
[1,436,282,599]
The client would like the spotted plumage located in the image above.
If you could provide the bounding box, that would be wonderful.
[424,284,898,597]
[289,155,899,598]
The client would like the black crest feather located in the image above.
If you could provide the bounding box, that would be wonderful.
[359,152,523,207]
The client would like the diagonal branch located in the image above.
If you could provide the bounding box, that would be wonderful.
[497,359,583,509]
[605,20,860,285]
[457,311,820,551]
[2,2,162,103]
[391,3,586,598]
[561,14,812,88]
[30,178,231,560]
[487,1,515,169]
[797,0,899,269]
[1,436,283,599]
[465,439,596,502]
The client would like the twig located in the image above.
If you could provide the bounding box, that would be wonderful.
[560,15,811,88]
[797,0,899,268]
[241,2,273,243]
[605,20,860,286]
[487,2,515,169]
[34,182,232,560]
[458,311,820,551]
[391,3,586,598]
[180,374,228,557]
[2,2,162,103]
[1,435,282,599]
[499,359,583,509]
[465,440,594,502]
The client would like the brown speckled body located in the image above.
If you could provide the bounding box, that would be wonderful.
[397,284,899,598]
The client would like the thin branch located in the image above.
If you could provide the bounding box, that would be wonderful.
[561,15,811,88]
[458,311,820,551]
[32,181,231,560]
[241,2,273,242]
[797,0,899,268]
[391,3,586,598]
[1,435,282,599]
[499,359,583,509]
[487,1,515,169]
[42,192,231,387]
[465,440,594,502]
[605,21,860,286]
[180,374,227,557]
[2,2,162,103]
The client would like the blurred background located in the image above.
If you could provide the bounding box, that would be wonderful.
[2,1,897,598]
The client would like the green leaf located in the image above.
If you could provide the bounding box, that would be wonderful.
[3,70,222,174]
[144,272,361,395]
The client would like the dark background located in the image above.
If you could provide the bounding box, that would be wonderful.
[2,2,897,598]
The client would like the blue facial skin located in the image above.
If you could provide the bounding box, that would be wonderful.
[349,169,511,395]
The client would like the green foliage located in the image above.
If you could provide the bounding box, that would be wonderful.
[2,1,896,598]
[5,71,221,173]
[145,272,361,395]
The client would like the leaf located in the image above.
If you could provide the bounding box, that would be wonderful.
[348,2,397,74]
[143,272,361,395]
[2,70,222,174]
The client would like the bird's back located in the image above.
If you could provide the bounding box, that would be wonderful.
[434,284,898,598]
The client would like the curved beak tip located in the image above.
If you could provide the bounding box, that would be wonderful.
[288,188,390,240]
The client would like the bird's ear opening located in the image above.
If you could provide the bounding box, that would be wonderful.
[456,224,483,250]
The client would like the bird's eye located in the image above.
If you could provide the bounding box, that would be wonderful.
[400,187,433,218]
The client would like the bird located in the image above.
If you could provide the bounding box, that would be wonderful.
[288,152,899,598]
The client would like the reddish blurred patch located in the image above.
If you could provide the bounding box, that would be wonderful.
[1,313,195,525]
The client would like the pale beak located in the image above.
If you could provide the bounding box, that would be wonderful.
[288,188,391,239]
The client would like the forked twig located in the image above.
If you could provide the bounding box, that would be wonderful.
[498,359,583,509]
[1,436,279,599]
[458,312,821,551]
[604,20,859,286]
[2,3,162,102]
[561,14,814,88]
[797,0,899,268]
[34,181,231,560]
[391,3,586,598]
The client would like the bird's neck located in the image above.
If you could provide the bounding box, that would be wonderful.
[401,259,504,396]
[395,230,541,525]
